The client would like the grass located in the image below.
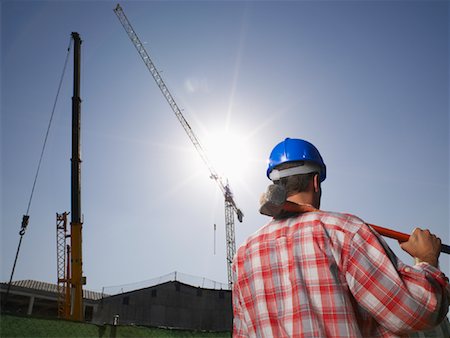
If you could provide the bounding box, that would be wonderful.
[0,314,231,338]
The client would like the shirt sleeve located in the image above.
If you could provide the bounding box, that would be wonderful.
[232,261,248,337]
[345,223,449,335]
[408,317,450,338]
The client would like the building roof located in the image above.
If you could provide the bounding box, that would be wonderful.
[101,271,229,296]
[1,280,104,301]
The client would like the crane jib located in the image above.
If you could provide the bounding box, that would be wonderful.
[114,4,243,288]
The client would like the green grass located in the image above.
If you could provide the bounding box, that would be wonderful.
[0,314,231,338]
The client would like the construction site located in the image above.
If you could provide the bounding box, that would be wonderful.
[1,1,449,337]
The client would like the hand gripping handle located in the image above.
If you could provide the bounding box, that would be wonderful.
[369,224,450,255]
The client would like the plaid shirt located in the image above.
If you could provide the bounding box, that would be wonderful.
[232,210,449,337]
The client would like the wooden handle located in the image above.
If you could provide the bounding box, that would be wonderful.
[369,224,450,254]
[279,201,450,254]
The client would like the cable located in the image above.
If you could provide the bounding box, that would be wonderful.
[4,36,73,310]
[27,37,73,216]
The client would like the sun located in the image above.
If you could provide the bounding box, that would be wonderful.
[201,129,252,185]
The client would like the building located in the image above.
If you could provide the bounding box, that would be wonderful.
[1,273,232,332]
[0,280,102,321]
[93,279,232,331]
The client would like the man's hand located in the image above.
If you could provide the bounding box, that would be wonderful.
[400,228,441,267]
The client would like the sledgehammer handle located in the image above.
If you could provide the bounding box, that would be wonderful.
[369,224,450,255]
[268,201,450,254]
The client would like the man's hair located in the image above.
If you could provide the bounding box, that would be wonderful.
[273,161,317,197]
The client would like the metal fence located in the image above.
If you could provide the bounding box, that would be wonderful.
[101,271,229,297]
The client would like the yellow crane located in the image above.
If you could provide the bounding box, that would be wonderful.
[56,32,85,322]
[69,31,85,322]
[5,32,85,321]
[114,4,243,288]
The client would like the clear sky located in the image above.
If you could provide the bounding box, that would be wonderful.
[1,0,449,293]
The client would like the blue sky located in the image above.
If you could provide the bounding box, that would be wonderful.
[1,0,449,293]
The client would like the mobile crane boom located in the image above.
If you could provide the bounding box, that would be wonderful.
[114,4,243,287]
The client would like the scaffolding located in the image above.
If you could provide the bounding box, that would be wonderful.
[56,212,70,319]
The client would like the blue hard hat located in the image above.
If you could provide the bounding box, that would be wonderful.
[266,138,326,182]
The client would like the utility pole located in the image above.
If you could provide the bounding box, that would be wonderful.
[70,32,84,321]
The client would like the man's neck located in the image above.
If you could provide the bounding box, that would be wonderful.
[287,192,319,209]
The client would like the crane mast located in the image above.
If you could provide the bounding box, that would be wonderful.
[114,4,243,287]
[70,31,84,321]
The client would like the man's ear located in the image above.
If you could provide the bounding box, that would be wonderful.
[313,174,320,193]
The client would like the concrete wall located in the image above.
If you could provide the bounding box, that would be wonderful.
[93,281,232,331]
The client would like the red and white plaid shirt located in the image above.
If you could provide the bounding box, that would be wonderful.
[232,210,449,337]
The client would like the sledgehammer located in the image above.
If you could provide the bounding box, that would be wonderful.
[259,184,450,254]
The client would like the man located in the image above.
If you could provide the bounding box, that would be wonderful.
[232,138,449,337]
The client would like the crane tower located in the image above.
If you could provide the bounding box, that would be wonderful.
[114,4,243,287]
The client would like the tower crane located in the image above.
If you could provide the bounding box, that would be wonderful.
[114,4,243,288]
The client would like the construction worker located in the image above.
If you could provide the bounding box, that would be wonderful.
[232,138,449,337]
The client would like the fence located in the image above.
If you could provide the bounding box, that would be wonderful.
[101,271,229,297]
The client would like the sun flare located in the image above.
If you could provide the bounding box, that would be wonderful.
[201,129,252,184]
